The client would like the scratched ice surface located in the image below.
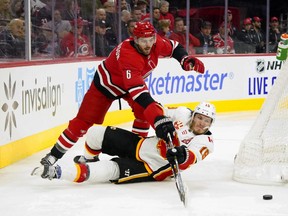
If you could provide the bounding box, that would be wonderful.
[0,111,287,216]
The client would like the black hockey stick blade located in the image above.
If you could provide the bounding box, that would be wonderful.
[167,134,188,207]
[172,158,188,207]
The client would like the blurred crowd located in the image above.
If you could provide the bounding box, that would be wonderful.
[0,0,286,59]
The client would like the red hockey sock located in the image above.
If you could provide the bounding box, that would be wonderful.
[132,119,150,137]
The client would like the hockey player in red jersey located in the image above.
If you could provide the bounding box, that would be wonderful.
[35,21,205,179]
[32,102,215,183]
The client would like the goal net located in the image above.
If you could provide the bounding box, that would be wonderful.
[233,60,288,185]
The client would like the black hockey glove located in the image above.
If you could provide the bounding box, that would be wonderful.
[154,116,175,143]
[166,146,188,165]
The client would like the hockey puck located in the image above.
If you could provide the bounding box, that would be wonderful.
[263,194,273,200]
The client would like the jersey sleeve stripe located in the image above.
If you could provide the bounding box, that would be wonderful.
[142,70,152,79]
[128,84,146,92]
[97,62,126,97]
[169,40,179,51]
[128,85,149,100]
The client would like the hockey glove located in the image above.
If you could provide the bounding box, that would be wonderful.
[166,146,188,165]
[154,116,175,143]
[181,56,205,74]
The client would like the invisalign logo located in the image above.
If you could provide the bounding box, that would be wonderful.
[1,74,19,139]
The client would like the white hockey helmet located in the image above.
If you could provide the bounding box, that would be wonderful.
[193,102,216,124]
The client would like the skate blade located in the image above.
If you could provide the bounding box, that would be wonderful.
[31,166,44,177]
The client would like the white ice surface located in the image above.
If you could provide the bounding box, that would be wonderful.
[0,111,287,216]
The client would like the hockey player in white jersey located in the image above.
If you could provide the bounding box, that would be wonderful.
[32,102,216,184]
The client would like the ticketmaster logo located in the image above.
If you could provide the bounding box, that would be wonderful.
[1,74,19,138]
[145,70,230,95]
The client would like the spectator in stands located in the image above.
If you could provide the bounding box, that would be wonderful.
[0,0,12,19]
[213,22,235,54]
[269,16,282,52]
[104,0,117,27]
[131,6,142,22]
[44,9,71,43]
[31,0,46,14]
[94,0,104,9]
[0,0,13,31]
[95,7,116,49]
[137,0,148,17]
[94,19,111,57]
[157,19,171,38]
[125,18,136,38]
[121,0,131,12]
[62,0,80,21]
[60,18,92,57]
[32,27,49,56]
[169,17,200,55]
[237,17,256,53]
[152,0,161,7]
[95,8,112,33]
[251,16,266,53]
[33,9,71,57]
[10,0,24,19]
[127,0,135,8]
[142,7,161,31]
[151,7,161,31]
[95,8,107,22]
[103,0,117,47]
[31,0,53,26]
[224,9,238,39]
[0,18,25,58]
[33,24,60,57]
[121,10,132,40]
[195,21,215,54]
[159,0,174,30]
[104,0,116,14]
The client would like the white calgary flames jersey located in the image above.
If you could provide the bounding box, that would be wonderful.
[137,106,214,177]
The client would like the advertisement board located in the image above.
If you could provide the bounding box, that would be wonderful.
[0,55,284,167]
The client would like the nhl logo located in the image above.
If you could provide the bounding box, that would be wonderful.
[256,59,265,73]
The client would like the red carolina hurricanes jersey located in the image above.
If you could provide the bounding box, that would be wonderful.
[60,32,91,57]
[95,35,179,99]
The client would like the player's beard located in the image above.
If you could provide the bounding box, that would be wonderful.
[137,45,152,55]
[142,46,152,55]
[134,42,152,56]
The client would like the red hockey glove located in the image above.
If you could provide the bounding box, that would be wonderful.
[181,56,205,74]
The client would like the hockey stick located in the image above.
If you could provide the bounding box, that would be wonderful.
[166,133,188,207]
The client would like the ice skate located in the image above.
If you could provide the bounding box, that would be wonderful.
[31,164,61,180]
[40,153,58,166]
[73,155,99,164]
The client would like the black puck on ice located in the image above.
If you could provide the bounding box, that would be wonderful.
[263,194,273,200]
